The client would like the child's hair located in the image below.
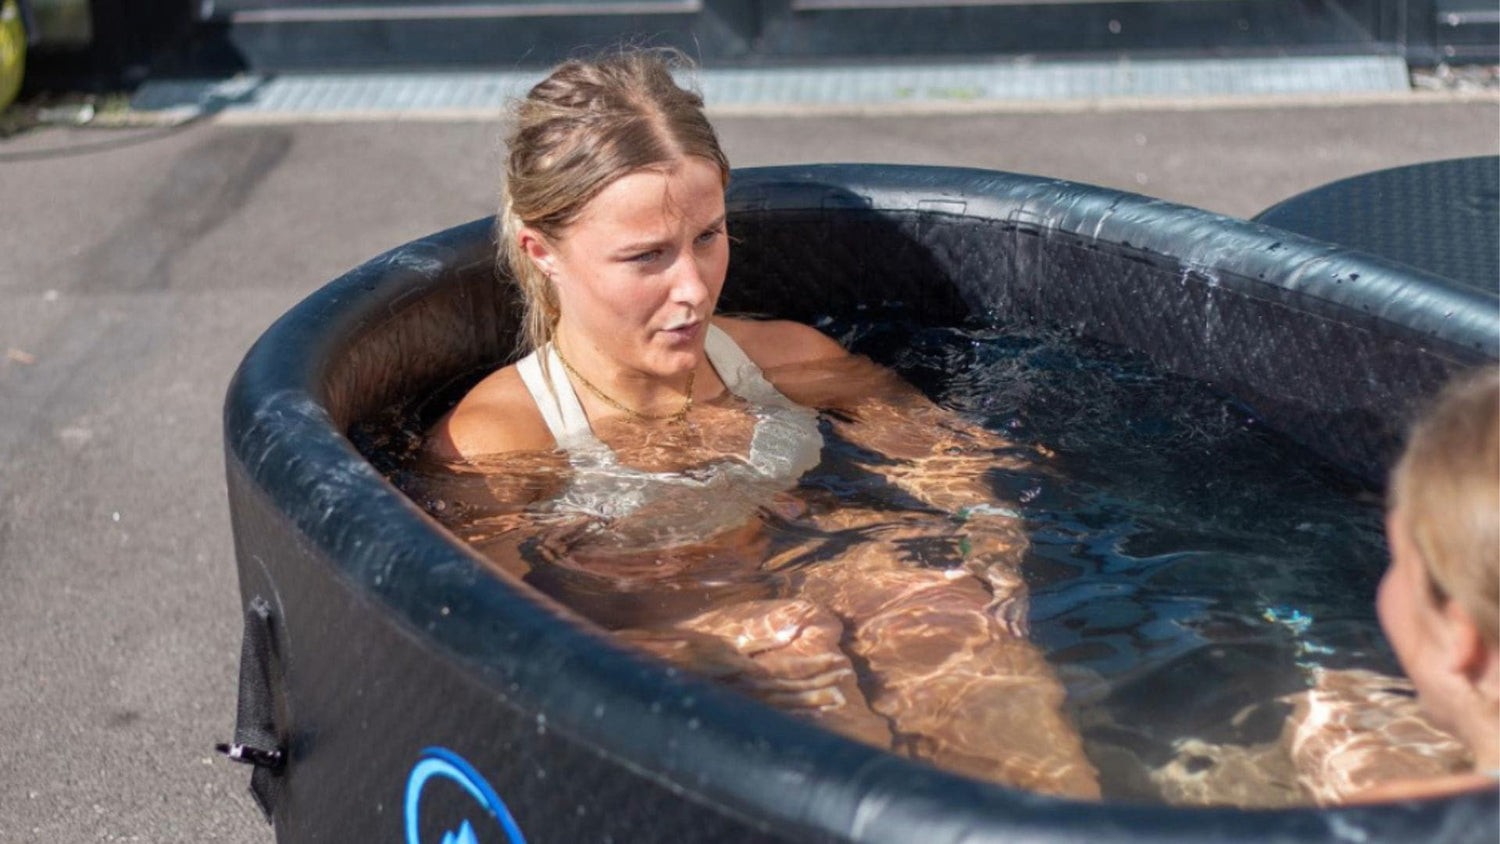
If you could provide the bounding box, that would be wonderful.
[497,47,730,355]
[1388,365,1500,643]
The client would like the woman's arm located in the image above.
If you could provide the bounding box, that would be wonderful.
[418,370,571,583]
[724,317,1047,507]
[1344,772,1496,804]
[728,318,1047,633]
[405,446,574,582]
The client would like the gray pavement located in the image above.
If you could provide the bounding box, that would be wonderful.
[0,93,1496,842]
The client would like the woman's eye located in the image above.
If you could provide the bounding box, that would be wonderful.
[695,228,724,246]
[627,250,662,263]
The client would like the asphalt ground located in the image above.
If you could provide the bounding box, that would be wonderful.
[1,93,1497,842]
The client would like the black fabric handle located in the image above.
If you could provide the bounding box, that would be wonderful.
[219,595,285,822]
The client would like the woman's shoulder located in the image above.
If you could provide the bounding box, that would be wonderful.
[426,363,555,460]
[713,316,848,370]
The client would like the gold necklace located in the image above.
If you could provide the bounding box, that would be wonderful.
[553,342,695,424]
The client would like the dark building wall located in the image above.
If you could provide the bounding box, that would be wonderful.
[21,0,197,91]
[22,1,1491,90]
[193,0,1454,72]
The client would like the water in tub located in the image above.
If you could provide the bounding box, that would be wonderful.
[366,318,1470,806]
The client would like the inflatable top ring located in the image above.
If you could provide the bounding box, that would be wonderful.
[223,165,1498,843]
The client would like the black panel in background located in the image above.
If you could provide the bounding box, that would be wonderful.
[1431,0,1500,63]
[20,0,199,93]
[750,0,1392,64]
[195,0,1431,74]
[19,1,1479,89]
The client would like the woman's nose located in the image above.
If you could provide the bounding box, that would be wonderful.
[671,254,711,306]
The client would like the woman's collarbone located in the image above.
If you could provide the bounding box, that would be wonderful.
[596,403,757,474]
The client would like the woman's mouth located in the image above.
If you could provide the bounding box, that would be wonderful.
[658,320,701,343]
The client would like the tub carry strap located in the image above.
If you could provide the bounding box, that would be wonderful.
[216,595,286,821]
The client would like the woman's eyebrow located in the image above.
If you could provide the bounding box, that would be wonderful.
[612,236,671,256]
[613,216,726,254]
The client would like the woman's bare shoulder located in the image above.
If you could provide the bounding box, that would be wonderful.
[425,365,555,460]
[714,316,848,369]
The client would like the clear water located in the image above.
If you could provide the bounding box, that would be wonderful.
[831,318,1409,803]
[373,317,1431,806]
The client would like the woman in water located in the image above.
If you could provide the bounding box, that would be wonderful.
[1278,366,1498,805]
[1357,365,1499,801]
[424,48,1100,798]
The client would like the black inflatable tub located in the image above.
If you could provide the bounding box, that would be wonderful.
[223,164,1499,843]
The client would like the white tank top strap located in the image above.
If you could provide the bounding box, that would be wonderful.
[519,323,823,534]
[515,346,597,448]
[705,323,794,408]
[518,325,795,449]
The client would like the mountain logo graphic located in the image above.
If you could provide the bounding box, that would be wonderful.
[405,747,526,844]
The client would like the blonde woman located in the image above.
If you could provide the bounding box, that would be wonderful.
[1357,365,1499,801]
[1278,366,1499,805]
[425,49,1100,798]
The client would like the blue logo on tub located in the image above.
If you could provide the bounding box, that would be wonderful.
[405,747,526,844]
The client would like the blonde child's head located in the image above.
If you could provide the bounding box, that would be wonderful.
[1377,364,1500,778]
[1387,365,1500,647]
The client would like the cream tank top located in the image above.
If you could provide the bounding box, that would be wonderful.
[515,324,824,548]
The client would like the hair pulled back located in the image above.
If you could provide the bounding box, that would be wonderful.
[499,48,730,354]
[1389,364,1500,644]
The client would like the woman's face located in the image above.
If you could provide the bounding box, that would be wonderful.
[1378,508,1461,730]
[533,156,728,380]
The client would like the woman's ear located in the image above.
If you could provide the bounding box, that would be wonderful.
[517,226,556,278]
[1440,599,1495,692]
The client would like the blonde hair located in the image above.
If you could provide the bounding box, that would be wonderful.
[1389,365,1500,644]
[498,48,730,355]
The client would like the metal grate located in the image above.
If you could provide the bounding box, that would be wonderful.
[131,55,1412,119]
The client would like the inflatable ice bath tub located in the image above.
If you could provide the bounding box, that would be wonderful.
[223,165,1498,842]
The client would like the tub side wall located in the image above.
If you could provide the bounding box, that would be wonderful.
[316,223,515,433]
[224,454,803,844]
